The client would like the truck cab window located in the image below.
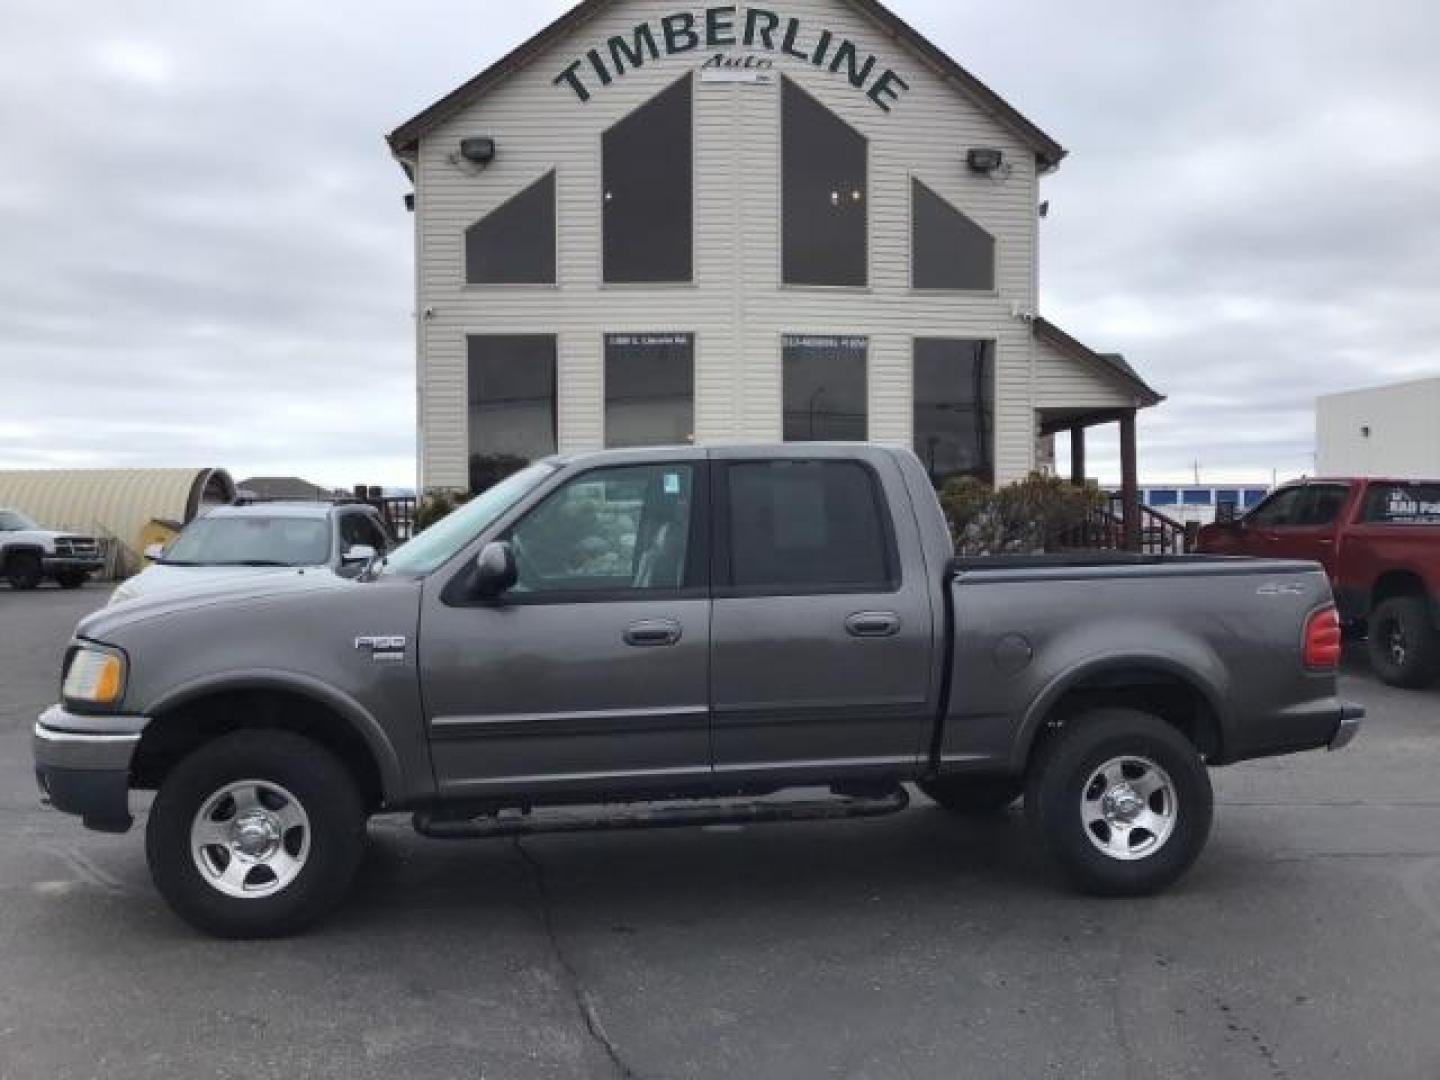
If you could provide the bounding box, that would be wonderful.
[1246,488,1302,527]
[722,460,895,593]
[506,464,697,595]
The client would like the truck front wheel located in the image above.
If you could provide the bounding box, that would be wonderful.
[1026,709,1212,896]
[146,730,367,938]
[1367,596,1440,689]
[5,552,42,590]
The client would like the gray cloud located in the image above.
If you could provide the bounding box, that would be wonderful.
[1,0,1436,487]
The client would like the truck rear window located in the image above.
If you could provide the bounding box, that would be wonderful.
[721,460,896,593]
[1361,483,1440,524]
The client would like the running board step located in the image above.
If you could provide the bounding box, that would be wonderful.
[412,787,909,840]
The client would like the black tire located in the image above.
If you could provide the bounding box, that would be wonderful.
[918,775,1023,815]
[1367,596,1440,689]
[55,571,87,590]
[5,552,42,590]
[1025,708,1212,897]
[146,730,366,938]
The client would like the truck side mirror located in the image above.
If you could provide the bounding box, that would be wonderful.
[474,541,517,599]
[342,544,377,565]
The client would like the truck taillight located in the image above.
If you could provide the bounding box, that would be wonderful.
[1303,605,1342,670]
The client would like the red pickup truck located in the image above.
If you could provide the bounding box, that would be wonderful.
[1198,478,1440,688]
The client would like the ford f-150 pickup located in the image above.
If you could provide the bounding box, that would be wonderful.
[1198,477,1440,688]
[34,445,1363,937]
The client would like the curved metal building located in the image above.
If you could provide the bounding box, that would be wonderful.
[0,468,235,573]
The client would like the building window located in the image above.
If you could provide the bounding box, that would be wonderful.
[912,339,994,485]
[782,77,867,287]
[603,75,692,283]
[911,178,994,291]
[467,335,557,493]
[465,171,556,285]
[782,335,867,441]
[1243,488,1269,508]
[1148,489,1179,507]
[1182,489,1213,505]
[605,333,695,447]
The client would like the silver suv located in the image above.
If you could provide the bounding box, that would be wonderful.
[109,501,394,605]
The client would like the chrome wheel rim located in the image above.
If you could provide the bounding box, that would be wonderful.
[1081,756,1177,861]
[190,780,310,899]
[1385,622,1407,668]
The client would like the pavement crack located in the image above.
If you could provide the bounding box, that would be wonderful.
[511,838,638,1080]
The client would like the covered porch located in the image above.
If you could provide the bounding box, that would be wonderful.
[1031,318,1167,552]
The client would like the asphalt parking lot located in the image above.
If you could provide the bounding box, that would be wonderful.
[2,584,1439,1079]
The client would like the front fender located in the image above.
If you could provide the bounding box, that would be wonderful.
[145,669,406,800]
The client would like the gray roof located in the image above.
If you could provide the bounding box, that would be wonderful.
[386,0,1066,168]
[237,476,336,501]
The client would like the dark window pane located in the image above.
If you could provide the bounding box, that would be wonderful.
[605,333,694,447]
[467,335,557,493]
[1183,489,1213,505]
[782,77,867,286]
[912,338,993,485]
[1361,483,1440,524]
[1148,489,1179,506]
[1247,488,1301,527]
[603,75,692,283]
[1294,485,1348,525]
[1243,489,1269,507]
[782,335,867,441]
[465,171,556,284]
[725,460,893,591]
[911,178,994,290]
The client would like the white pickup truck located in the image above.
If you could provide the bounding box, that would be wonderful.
[0,508,104,590]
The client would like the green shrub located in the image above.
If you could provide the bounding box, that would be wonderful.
[414,491,469,533]
[939,473,1100,555]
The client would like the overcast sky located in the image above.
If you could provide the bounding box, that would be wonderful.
[1,1,1436,488]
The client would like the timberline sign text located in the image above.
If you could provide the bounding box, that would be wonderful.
[553,6,910,112]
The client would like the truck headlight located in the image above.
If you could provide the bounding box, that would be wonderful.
[62,645,127,707]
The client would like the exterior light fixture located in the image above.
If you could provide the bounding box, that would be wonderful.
[458,137,497,165]
[966,147,1004,173]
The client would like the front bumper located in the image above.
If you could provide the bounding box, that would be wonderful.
[33,705,149,833]
[42,556,103,575]
[1329,701,1365,751]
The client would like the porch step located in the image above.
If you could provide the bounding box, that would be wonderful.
[412,786,909,840]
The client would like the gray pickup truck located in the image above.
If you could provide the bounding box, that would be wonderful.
[34,445,1363,937]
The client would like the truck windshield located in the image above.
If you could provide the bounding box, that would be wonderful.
[163,516,333,567]
[0,510,39,531]
[383,462,555,575]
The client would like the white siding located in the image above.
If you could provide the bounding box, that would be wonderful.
[1033,333,1141,411]
[1316,378,1440,478]
[411,0,1054,490]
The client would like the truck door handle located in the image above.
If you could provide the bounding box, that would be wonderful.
[845,611,901,638]
[624,619,682,647]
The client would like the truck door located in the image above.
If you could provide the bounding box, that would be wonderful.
[708,452,936,786]
[418,459,712,800]
[1249,483,1350,575]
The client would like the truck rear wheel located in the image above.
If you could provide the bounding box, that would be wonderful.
[5,552,42,590]
[146,730,366,938]
[1367,596,1440,689]
[918,775,1023,815]
[1026,709,1212,896]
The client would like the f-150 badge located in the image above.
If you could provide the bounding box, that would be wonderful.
[355,636,407,661]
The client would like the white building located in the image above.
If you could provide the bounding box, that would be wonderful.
[387,0,1162,519]
[1317,377,1440,479]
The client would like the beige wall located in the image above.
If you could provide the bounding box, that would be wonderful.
[411,0,1052,490]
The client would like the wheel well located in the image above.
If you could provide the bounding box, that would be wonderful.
[2,545,42,568]
[1029,667,1223,765]
[1371,571,1427,610]
[132,689,385,811]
